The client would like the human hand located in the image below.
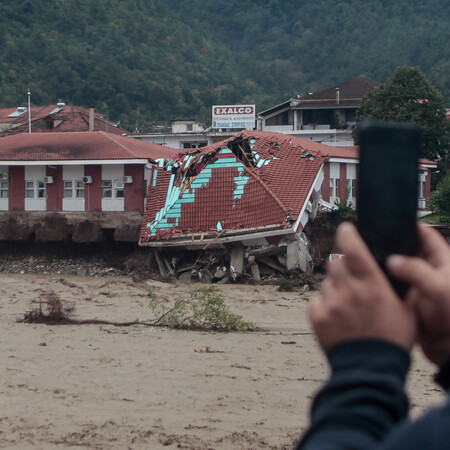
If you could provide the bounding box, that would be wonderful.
[387,224,450,366]
[310,222,417,353]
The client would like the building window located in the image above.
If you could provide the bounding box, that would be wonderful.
[345,109,356,125]
[0,181,8,198]
[419,180,425,199]
[347,179,356,198]
[64,181,73,197]
[182,142,208,149]
[330,178,340,198]
[266,110,291,126]
[115,180,124,198]
[26,180,45,198]
[26,181,34,198]
[303,109,332,125]
[37,181,45,198]
[64,180,85,198]
[76,181,85,198]
[102,180,124,198]
[102,180,112,198]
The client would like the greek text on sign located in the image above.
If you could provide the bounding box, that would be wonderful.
[212,104,255,129]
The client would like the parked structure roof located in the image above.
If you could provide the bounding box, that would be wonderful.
[0,131,178,162]
[140,130,328,244]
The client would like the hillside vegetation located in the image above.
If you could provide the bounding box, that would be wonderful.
[1,0,449,131]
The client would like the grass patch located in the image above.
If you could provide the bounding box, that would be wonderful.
[420,213,450,224]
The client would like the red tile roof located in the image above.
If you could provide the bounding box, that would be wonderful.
[324,146,359,159]
[293,76,380,109]
[0,105,128,136]
[140,130,328,243]
[419,158,438,167]
[0,131,178,162]
[323,146,437,167]
[0,105,56,126]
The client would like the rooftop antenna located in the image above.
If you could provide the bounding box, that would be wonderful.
[27,88,31,133]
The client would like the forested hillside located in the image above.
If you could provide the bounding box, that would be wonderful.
[1,0,449,131]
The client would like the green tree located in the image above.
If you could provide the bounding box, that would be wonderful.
[431,174,450,222]
[354,67,450,163]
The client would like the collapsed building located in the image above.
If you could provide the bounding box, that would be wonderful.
[139,131,329,281]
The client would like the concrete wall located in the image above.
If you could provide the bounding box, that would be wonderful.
[0,211,143,242]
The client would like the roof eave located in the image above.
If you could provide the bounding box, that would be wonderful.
[0,159,152,166]
[139,224,294,248]
[257,100,291,117]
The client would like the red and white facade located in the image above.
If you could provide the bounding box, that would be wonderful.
[321,146,436,210]
[2,162,147,212]
[0,131,178,213]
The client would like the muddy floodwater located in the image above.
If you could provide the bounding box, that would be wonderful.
[0,273,444,449]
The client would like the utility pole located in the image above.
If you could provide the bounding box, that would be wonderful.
[28,89,31,133]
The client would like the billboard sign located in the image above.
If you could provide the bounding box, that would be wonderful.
[212,105,255,129]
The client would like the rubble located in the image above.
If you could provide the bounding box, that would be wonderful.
[0,242,323,289]
[0,209,338,286]
[0,252,123,277]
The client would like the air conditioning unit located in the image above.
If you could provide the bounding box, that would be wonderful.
[123,176,133,184]
[0,173,8,181]
[43,176,54,184]
[82,176,93,184]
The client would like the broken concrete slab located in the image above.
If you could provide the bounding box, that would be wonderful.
[230,247,244,279]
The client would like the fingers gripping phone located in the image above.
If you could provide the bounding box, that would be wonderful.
[357,121,420,297]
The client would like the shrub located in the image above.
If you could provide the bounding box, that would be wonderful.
[431,174,450,222]
[19,291,75,324]
[149,285,259,332]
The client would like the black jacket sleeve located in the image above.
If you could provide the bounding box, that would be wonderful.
[296,339,411,450]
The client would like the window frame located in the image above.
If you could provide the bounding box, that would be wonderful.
[347,178,356,198]
[25,180,46,199]
[0,181,8,198]
[64,180,85,198]
[114,180,124,198]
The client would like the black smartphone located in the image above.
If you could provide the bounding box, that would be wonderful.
[357,121,420,297]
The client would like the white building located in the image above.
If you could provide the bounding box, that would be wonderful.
[257,76,380,146]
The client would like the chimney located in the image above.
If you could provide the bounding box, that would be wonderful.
[89,106,95,131]
[336,88,340,105]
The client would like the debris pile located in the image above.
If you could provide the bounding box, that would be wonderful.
[147,246,323,288]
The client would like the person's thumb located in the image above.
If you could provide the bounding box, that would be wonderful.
[387,255,443,299]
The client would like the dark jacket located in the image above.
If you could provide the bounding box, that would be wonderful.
[296,339,450,449]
